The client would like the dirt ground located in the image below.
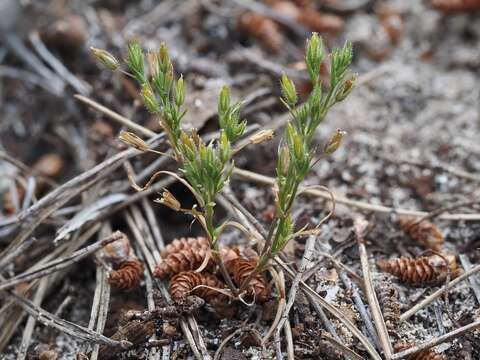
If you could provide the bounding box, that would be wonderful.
[1,0,480,359]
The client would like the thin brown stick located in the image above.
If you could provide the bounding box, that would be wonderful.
[355,217,393,359]
[74,94,156,138]
[233,167,480,221]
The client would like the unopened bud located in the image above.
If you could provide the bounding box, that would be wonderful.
[140,85,160,114]
[277,146,290,176]
[174,76,185,106]
[91,47,120,71]
[158,43,171,73]
[119,131,150,151]
[324,129,346,155]
[280,74,297,107]
[218,86,230,115]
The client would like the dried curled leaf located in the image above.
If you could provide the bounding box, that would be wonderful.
[108,259,144,291]
[154,237,239,279]
[226,258,269,302]
[238,12,283,54]
[397,216,444,251]
[170,271,228,306]
[430,0,480,13]
[377,254,461,286]
[394,343,447,360]
[376,275,400,332]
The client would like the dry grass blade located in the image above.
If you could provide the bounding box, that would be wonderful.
[355,217,393,359]
[74,94,156,137]
[274,234,316,359]
[1,133,165,260]
[218,188,382,360]
[0,231,124,292]
[233,168,480,221]
[400,262,480,321]
[6,289,126,348]
[391,319,480,359]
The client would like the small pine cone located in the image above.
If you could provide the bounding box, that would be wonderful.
[430,0,480,13]
[155,242,239,279]
[108,259,144,291]
[297,11,344,33]
[376,276,400,332]
[160,237,210,258]
[397,216,444,251]
[226,258,269,302]
[394,343,447,360]
[170,271,228,305]
[238,12,283,54]
[377,254,460,286]
[154,247,210,279]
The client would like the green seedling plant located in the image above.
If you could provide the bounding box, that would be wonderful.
[93,41,271,292]
[92,32,355,300]
[237,34,355,293]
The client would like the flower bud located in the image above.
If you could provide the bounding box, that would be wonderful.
[91,47,120,71]
[140,85,160,114]
[277,146,290,176]
[158,43,171,73]
[280,74,297,107]
[219,131,231,163]
[218,86,230,115]
[174,76,185,107]
[306,33,324,82]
